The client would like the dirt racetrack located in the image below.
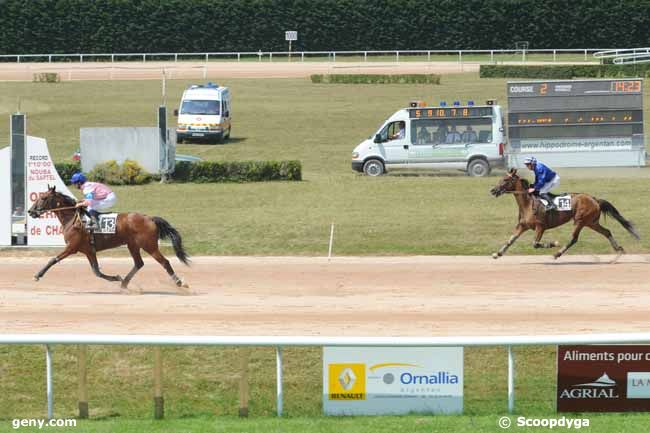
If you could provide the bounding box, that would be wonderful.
[1,255,648,336]
[0,60,594,81]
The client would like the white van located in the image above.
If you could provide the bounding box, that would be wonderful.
[174,83,231,143]
[352,101,505,176]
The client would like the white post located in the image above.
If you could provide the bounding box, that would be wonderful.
[508,345,514,413]
[46,345,53,419]
[328,223,335,261]
[396,51,399,63]
[490,50,494,63]
[553,50,556,62]
[276,346,283,416]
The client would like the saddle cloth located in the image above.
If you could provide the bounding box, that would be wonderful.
[540,194,572,211]
[82,213,118,234]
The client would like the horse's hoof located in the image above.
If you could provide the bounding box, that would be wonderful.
[553,253,561,260]
[492,253,500,259]
[552,241,560,247]
[33,276,40,282]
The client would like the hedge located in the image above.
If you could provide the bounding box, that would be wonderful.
[480,64,650,79]
[55,162,81,185]
[311,74,441,84]
[172,160,302,183]
[88,160,152,185]
[1,1,650,54]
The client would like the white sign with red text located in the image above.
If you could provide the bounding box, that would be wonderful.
[26,136,74,246]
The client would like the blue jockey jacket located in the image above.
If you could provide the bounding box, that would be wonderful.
[532,162,557,190]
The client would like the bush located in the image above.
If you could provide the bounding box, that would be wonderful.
[32,73,60,83]
[312,74,441,84]
[88,160,152,185]
[172,160,302,183]
[480,64,650,79]
[55,162,81,184]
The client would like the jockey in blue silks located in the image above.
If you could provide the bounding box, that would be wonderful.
[523,156,560,210]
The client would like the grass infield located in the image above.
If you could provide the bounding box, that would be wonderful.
[0,74,649,256]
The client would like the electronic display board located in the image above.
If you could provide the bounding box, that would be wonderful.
[507,79,645,168]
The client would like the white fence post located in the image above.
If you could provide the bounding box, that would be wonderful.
[45,345,54,419]
[508,345,515,414]
[276,346,283,416]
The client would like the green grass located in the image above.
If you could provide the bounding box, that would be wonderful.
[1,74,650,256]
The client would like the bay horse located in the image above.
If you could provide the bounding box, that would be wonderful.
[490,169,640,260]
[28,186,190,291]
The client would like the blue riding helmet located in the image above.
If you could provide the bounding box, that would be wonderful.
[523,156,537,165]
[70,172,87,185]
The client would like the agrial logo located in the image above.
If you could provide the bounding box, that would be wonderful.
[560,372,620,399]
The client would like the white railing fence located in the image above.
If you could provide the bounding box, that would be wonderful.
[0,48,612,64]
[2,333,650,420]
[594,48,650,64]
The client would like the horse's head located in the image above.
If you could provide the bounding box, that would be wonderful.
[490,168,523,197]
[28,185,75,218]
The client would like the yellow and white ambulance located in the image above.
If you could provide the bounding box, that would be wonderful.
[174,83,231,144]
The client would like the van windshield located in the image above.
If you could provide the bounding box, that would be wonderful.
[180,100,220,115]
[411,118,492,145]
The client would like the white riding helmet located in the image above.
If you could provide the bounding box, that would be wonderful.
[523,156,537,165]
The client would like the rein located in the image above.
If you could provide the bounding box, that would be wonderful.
[47,205,79,212]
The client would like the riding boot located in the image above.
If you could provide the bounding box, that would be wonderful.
[87,210,100,233]
[540,193,555,211]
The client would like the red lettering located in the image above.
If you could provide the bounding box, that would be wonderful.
[46,225,64,236]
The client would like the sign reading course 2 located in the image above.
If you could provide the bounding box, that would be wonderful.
[557,345,650,412]
[323,347,463,415]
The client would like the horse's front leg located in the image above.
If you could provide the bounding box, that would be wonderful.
[532,225,559,249]
[493,224,527,259]
[84,250,122,283]
[34,246,76,281]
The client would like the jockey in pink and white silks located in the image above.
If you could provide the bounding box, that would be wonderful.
[70,172,117,229]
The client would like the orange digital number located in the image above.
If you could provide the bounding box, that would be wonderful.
[451,109,457,117]
[463,108,469,116]
[540,83,548,95]
[427,109,433,117]
[437,109,445,117]
[415,110,421,118]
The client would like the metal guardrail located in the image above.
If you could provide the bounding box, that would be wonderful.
[0,48,611,64]
[3,332,650,420]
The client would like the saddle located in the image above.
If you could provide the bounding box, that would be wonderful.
[536,193,572,212]
[81,212,118,234]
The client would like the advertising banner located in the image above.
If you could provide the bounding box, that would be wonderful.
[26,136,74,246]
[557,345,650,412]
[323,346,463,415]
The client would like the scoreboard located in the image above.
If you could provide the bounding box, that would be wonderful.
[507,79,645,168]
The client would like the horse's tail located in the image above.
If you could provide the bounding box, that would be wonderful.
[598,199,640,240]
[152,217,191,265]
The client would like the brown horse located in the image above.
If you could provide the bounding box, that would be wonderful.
[28,186,190,291]
[490,169,640,260]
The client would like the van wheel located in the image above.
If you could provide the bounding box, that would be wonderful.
[467,159,490,177]
[363,159,384,176]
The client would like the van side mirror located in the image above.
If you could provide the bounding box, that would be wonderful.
[374,134,382,143]
[173,109,179,117]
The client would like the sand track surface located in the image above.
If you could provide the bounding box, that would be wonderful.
[1,255,647,336]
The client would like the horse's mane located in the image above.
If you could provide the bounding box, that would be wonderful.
[54,190,77,207]
[519,178,530,189]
